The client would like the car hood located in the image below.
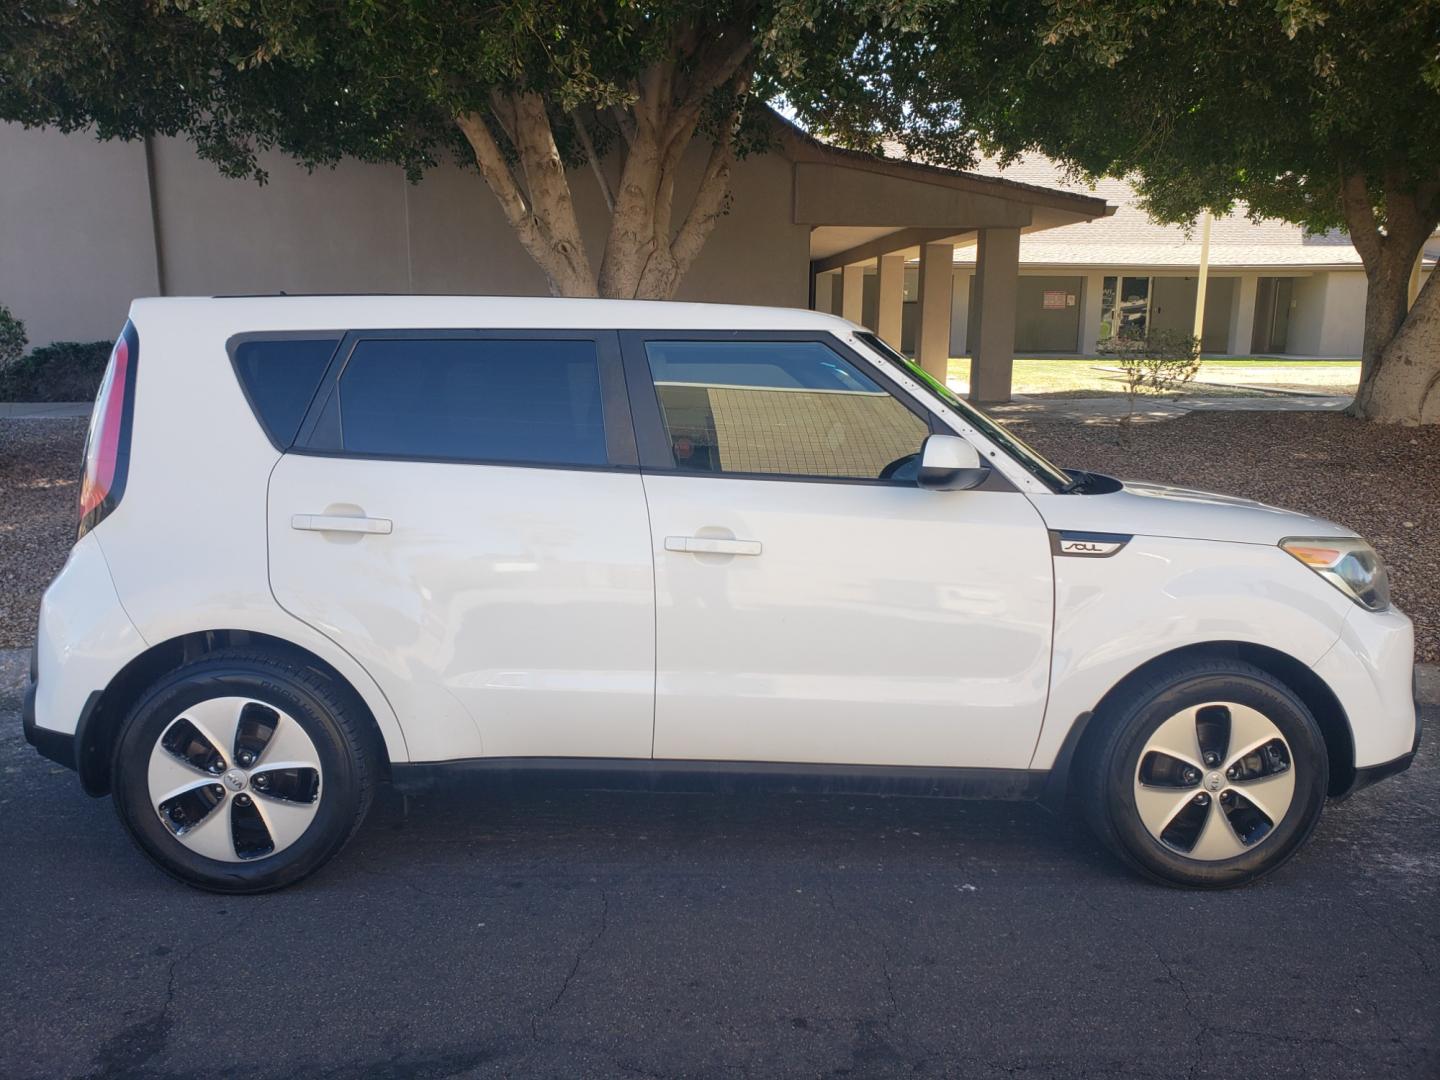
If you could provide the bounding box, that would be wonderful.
[1032,478,1358,546]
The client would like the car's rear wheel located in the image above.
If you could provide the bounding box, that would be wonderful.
[1081,658,1329,888]
[112,651,376,893]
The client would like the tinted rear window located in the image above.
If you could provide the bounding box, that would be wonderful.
[232,337,338,446]
[336,338,607,466]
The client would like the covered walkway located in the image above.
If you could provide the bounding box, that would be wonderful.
[780,127,1112,402]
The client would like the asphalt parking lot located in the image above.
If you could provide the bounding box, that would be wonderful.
[2,653,1435,1080]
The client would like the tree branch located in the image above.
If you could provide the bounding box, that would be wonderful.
[1381,168,1437,256]
[506,91,597,294]
[456,111,533,234]
[1340,170,1382,271]
[638,63,754,299]
[597,16,757,298]
[487,91,519,150]
[667,127,739,278]
[598,62,673,297]
[677,33,754,117]
[570,107,615,214]
[611,104,637,147]
[645,33,757,250]
[455,107,595,297]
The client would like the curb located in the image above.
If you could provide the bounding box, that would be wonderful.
[0,402,92,420]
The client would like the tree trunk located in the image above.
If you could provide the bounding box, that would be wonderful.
[1349,255,1415,415]
[1341,172,1438,420]
[455,27,752,302]
[1353,269,1440,424]
[456,105,597,297]
[458,100,743,301]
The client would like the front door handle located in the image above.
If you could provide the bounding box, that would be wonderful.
[292,513,393,535]
[665,536,762,556]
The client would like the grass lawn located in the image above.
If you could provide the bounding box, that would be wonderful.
[945,357,1360,399]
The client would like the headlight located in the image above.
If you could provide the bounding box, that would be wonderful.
[1281,537,1391,612]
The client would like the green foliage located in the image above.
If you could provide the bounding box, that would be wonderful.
[1099,330,1201,386]
[1020,1,1439,235]
[787,0,1437,407]
[0,305,27,369]
[0,340,112,402]
[1098,329,1201,436]
[790,1,1440,237]
[0,1,943,184]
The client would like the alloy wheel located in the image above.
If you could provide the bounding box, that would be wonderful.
[146,697,323,862]
[1132,701,1296,860]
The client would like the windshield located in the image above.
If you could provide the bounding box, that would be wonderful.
[852,332,1072,493]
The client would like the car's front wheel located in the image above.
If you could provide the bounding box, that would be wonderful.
[112,651,376,893]
[1082,657,1329,888]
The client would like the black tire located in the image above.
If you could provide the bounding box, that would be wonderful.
[111,650,377,893]
[1080,658,1329,889]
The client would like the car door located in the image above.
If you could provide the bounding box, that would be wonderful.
[267,330,656,763]
[623,331,1054,770]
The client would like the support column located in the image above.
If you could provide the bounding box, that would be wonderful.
[1228,273,1259,355]
[810,270,838,313]
[950,269,973,357]
[969,227,1021,403]
[840,264,865,324]
[916,242,955,381]
[1409,249,1424,309]
[876,254,906,348]
[1080,271,1105,353]
[1192,211,1213,344]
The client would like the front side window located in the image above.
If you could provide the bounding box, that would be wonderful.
[643,339,929,481]
[852,331,1072,491]
[336,338,608,466]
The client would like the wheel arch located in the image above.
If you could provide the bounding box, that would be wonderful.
[1048,640,1355,807]
[75,629,398,796]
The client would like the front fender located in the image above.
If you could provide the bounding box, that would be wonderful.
[1030,536,1353,769]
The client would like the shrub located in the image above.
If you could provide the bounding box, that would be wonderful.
[0,339,114,402]
[1097,329,1202,442]
[1098,330,1202,396]
[0,305,27,369]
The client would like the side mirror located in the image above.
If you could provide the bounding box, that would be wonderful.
[917,434,990,491]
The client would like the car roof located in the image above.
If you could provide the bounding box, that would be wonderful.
[129,295,856,334]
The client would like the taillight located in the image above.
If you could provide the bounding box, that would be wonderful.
[78,320,138,539]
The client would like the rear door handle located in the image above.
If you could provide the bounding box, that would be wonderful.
[664,536,762,556]
[291,513,393,535]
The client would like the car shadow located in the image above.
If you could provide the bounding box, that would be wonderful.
[332,774,1126,887]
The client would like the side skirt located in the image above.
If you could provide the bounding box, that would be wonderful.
[389,758,1047,801]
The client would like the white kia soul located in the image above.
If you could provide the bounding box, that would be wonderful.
[22,297,1419,893]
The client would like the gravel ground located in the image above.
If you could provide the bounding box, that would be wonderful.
[0,419,83,647]
[1,412,1435,660]
[1010,410,1439,661]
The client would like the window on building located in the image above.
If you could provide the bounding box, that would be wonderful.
[1101,276,1153,341]
[1100,277,1118,340]
[1118,277,1152,338]
[643,339,929,481]
[336,338,608,465]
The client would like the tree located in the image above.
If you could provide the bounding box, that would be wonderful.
[0,1,932,301]
[788,0,1440,422]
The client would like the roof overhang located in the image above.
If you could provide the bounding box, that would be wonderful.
[772,114,1113,272]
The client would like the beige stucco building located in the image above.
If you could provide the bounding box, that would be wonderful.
[818,153,1437,360]
[0,118,1109,403]
[8,120,1434,398]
